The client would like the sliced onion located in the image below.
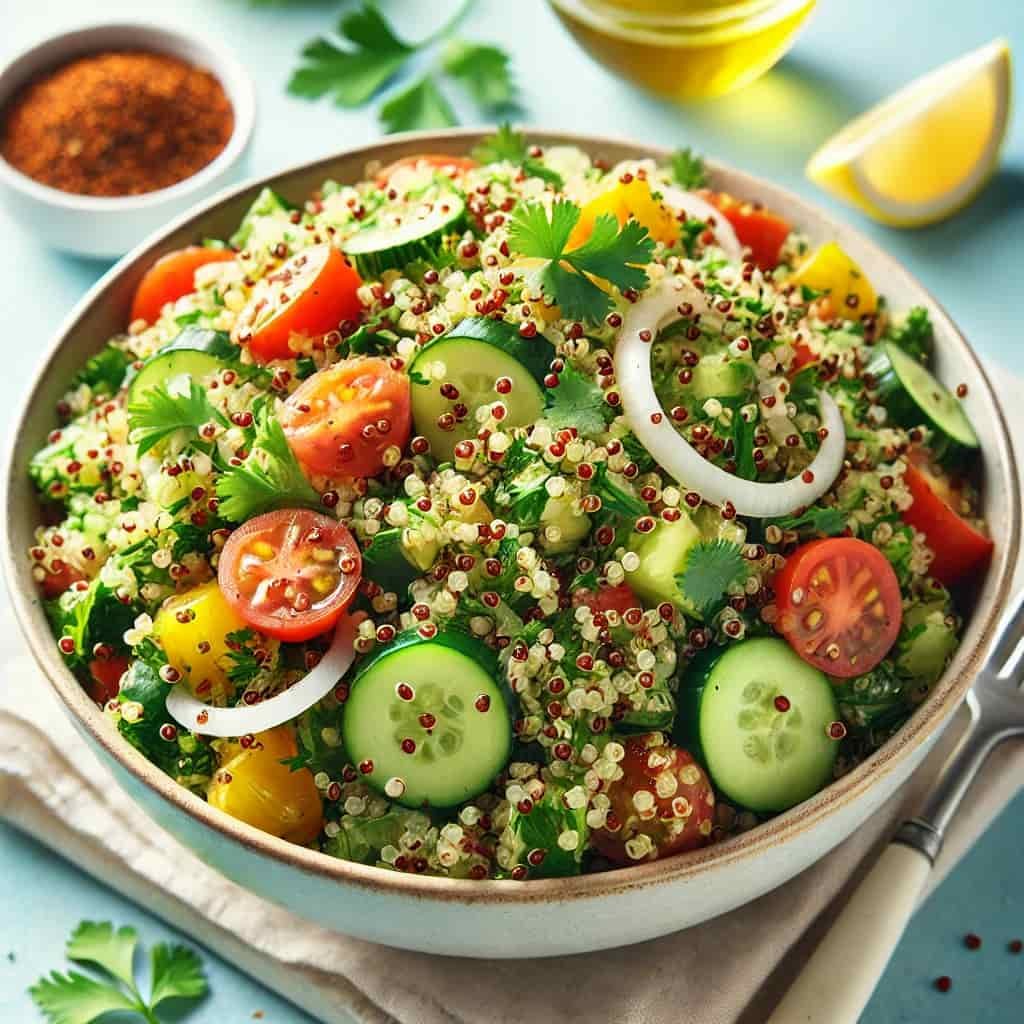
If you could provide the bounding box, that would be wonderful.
[614,279,846,517]
[165,615,356,738]
[659,185,743,262]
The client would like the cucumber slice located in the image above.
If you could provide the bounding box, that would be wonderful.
[343,191,466,279]
[688,353,754,400]
[127,328,235,404]
[342,629,512,808]
[867,343,979,459]
[678,637,839,812]
[230,187,294,249]
[408,317,550,461]
[361,526,440,595]
[897,601,957,684]
[625,513,701,608]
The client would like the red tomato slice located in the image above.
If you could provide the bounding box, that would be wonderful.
[704,191,790,270]
[592,736,715,865]
[791,339,818,371]
[87,654,130,705]
[130,246,236,325]
[232,244,363,364]
[902,450,993,587]
[572,581,640,617]
[39,560,86,599]
[774,538,902,679]
[280,357,411,480]
[375,153,477,188]
[217,510,362,642]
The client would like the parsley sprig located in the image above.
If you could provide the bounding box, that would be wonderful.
[29,921,207,1024]
[215,405,321,522]
[669,147,707,190]
[471,123,564,188]
[507,199,654,325]
[288,1,517,133]
[127,379,225,456]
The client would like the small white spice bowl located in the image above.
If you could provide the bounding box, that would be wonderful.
[0,22,256,259]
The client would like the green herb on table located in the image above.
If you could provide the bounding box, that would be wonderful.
[507,199,654,325]
[288,0,518,132]
[29,921,207,1024]
[216,406,321,522]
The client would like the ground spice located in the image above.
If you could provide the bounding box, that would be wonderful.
[0,50,233,197]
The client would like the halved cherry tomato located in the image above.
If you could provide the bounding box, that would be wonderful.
[704,191,790,270]
[592,735,715,865]
[374,153,477,187]
[572,581,641,617]
[791,339,819,371]
[280,357,411,480]
[130,246,236,325]
[902,449,993,587]
[217,509,361,642]
[87,654,130,705]
[232,244,363,364]
[773,538,902,678]
[39,559,86,599]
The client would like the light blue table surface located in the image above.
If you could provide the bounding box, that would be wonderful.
[2,1,1023,1021]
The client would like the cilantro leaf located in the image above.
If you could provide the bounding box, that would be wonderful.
[288,2,413,106]
[216,407,321,522]
[471,123,563,187]
[66,922,137,988]
[149,943,207,1007]
[543,362,610,437]
[379,74,456,133]
[675,539,747,615]
[669,147,707,190]
[127,378,225,456]
[30,920,208,1024]
[591,462,645,518]
[72,345,131,398]
[442,40,517,109]
[771,505,847,537]
[509,200,654,324]
[29,970,136,1024]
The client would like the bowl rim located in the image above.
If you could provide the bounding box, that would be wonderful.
[0,20,256,212]
[3,125,1019,906]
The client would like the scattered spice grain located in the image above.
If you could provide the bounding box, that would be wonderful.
[0,50,233,197]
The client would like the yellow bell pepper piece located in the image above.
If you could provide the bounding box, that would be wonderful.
[153,580,247,703]
[790,241,877,317]
[568,178,679,249]
[208,726,323,845]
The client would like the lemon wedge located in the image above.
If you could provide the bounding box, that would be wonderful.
[806,40,1012,227]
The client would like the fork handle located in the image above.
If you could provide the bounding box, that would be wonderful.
[766,841,932,1024]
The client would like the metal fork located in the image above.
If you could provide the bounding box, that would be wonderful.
[767,588,1024,1024]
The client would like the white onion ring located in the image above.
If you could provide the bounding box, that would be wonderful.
[659,185,743,262]
[165,615,356,738]
[615,279,846,517]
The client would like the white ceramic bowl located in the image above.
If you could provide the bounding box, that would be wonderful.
[2,129,1018,958]
[0,22,255,259]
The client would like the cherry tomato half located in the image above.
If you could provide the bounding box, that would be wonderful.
[87,654,130,705]
[572,581,641,618]
[374,153,477,188]
[38,559,86,599]
[774,538,902,679]
[280,357,412,480]
[130,246,236,325]
[217,509,362,642]
[592,736,715,865]
[232,244,363,364]
[704,191,790,270]
[902,449,993,587]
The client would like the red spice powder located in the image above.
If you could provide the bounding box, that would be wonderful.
[0,50,234,197]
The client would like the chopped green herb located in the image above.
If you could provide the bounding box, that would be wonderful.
[126,378,225,456]
[471,123,563,187]
[543,362,610,437]
[675,539,747,614]
[669,147,707,190]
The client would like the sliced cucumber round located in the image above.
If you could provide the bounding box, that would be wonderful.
[342,629,511,808]
[342,190,466,279]
[128,328,236,404]
[408,317,550,461]
[677,637,839,812]
[867,342,979,460]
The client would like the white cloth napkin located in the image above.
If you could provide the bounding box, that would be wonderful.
[2,371,1023,1024]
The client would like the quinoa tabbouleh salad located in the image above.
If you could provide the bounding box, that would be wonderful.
[29,128,994,879]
